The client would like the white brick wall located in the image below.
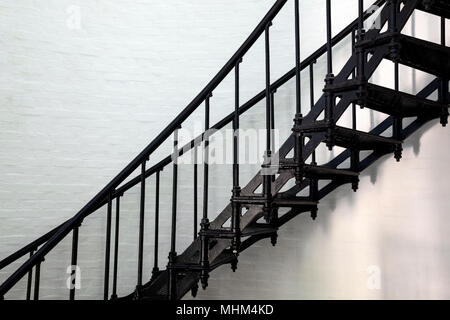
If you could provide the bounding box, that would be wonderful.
[1,0,449,299]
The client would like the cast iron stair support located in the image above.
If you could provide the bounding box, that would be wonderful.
[358,32,450,79]
[230,195,280,246]
[201,224,278,243]
[166,249,237,274]
[293,121,403,159]
[271,196,318,220]
[417,0,450,20]
[324,79,449,123]
[273,158,360,190]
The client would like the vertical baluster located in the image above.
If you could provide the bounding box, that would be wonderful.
[263,22,273,222]
[308,57,318,219]
[294,0,302,116]
[388,0,403,161]
[442,17,446,47]
[168,128,179,300]
[293,0,304,184]
[309,63,315,110]
[33,261,41,300]
[137,160,147,294]
[357,0,366,82]
[231,59,242,256]
[270,89,277,182]
[111,194,121,299]
[26,250,34,300]
[69,226,79,300]
[351,9,361,175]
[103,194,112,300]
[152,170,160,279]
[200,94,212,289]
[193,146,198,239]
[325,0,335,150]
[309,62,317,168]
[440,17,449,126]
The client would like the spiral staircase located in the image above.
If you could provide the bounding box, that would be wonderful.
[0,0,448,300]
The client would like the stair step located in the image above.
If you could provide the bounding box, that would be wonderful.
[279,159,359,180]
[326,80,446,118]
[272,198,317,209]
[241,223,277,237]
[417,0,450,19]
[233,195,317,209]
[360,33,450,77]
[297,121,402,152]
[200,224,276,240]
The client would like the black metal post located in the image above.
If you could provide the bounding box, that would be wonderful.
[69,226,79,300]
[270,90,276,183]
[293,0,304,183]
[309,62,315,109]
[325,0,335,150]
[311,149,317,166]
[356,0,366,82]
[194,146,198,239]
[111,195,121,299]
[351,28,360,179]
[152,170,161,280]
[200,94,212,289]
[390,0,402,160]
[309,61,318,207]
[168,128,179,300]
[103,194,112,300]
[440,17,449,126]
[25,250,34,300]
[137,160,147,294]
[33,261,41,300]
[231,60,242,256]
[263,22,273,222]
[294,0,302,116]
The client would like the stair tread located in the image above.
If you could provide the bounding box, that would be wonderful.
[278,159,359,179]
[303,164,359,178]
[297,122,402,151]
[326,80,445,118]
[365,83,446,118]
[334,126,402,150]
[360,33,450,77]
[241,224,277,236]
[273,198,317,207]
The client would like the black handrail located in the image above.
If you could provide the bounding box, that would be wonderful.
[0,0,387,276]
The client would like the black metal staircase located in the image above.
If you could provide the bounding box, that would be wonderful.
[0,0,448,301]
